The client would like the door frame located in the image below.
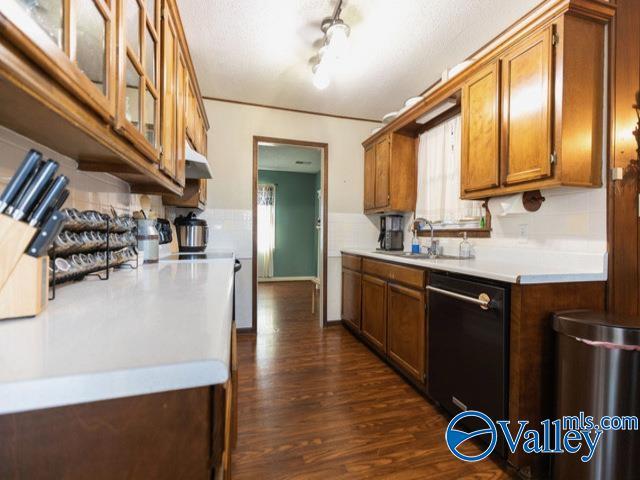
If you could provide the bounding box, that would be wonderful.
[252,136,329,331]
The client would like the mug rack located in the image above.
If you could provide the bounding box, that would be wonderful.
[49,217,139,300]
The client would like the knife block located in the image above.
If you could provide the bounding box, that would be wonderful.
[0,214,47,320]
[0,214,37,291]
[0,254,49,320]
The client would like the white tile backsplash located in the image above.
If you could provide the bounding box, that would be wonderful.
[189,207,381,325]
[190,208,380,260]
[407,186,607,256]
[197,188,608,325]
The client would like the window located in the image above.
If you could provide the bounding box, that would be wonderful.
[257,184,276,278]
[416,114,489,235]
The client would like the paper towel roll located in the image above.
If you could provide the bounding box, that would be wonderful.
[496,193,529,216]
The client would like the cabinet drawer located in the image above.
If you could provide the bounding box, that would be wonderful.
[363,259,425,289]
[342,254,362,272]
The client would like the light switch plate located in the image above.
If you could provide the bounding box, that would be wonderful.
[518,224,528,244]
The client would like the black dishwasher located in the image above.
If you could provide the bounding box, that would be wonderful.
[428,272,509,457]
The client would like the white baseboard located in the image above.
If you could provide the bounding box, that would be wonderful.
[258,276,317,283]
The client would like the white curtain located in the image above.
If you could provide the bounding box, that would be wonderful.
[257,184,276,278]
[416,114,483,227]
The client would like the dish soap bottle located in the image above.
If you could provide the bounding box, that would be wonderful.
[411,232,420,254]
[459,232,472,259]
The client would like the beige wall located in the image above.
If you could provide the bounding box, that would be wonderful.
[204,100,377,214]
[201,100,380,326]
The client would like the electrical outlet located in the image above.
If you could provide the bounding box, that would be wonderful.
[518,224,528,244]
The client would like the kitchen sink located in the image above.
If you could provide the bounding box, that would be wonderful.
[375,251,472,260]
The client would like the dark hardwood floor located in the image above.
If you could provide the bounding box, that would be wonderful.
[234,281,513,479]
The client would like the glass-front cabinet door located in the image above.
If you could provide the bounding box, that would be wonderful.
[0,0,116,121]
[116,0,160,161]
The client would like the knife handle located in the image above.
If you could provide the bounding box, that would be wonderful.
[28,175,69,227]
[11,160,59,221]
[26,209,65,257]
[54,189,70,210]
[0,149,42,214]
[6,157,44,216]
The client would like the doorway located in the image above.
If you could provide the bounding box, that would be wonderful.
[252,136,328,332]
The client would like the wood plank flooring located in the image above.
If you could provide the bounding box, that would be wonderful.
[234,281,513,479]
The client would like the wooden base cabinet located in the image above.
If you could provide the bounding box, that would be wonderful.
[0,324,238,480]
[387,283,427,385]
[342,254,428,387]
[342,253,608,479]
[361,274,387,355]
[342,268,362,332]
[0,387,216,479]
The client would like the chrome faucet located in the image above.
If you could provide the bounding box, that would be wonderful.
[414,217,440,257]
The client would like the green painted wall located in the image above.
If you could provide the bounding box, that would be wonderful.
[258,170,318,277]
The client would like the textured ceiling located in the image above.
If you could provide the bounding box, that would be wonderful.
[258,144,322,173]
[179,0,542,120]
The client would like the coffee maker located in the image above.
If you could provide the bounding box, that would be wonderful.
[378,214,404,251]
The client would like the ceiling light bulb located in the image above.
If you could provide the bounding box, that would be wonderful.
[326,22,350,60]
[312,63,330,90]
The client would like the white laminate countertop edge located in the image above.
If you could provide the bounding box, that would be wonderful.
[341,249,607,284]
[1,360,228,415]
[0,255,235,415]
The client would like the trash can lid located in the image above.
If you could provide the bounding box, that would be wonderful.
[553,310,640,347]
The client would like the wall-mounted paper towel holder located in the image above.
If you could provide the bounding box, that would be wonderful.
[522,190,546,212]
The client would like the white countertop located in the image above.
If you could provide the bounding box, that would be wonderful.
[0,254,235,415]
[341,249,607,284]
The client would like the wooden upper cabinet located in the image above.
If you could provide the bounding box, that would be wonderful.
[363,133,415,214]
[160,1,178,178]
[162,178,206,209]
[501,27,554,185]
[461,61,500,193]
[0,0,209,195]
[116,0,161,161]
[0,0,117,121]
[374,137,390,208]
[363,145,375,210]
[185,76,207,155]
[185,78,196,142]
[198,178,207,206]
[387,283,426,385]
[174,48,187,187]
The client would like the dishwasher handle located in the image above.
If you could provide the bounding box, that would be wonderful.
[427,285,492,310]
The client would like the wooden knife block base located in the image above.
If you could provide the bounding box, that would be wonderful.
[0,254,49,320]
[0,214,37,290]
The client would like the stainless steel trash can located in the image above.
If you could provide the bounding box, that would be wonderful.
[552,310,640,480]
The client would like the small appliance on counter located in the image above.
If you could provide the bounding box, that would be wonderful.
[378,214,404,251]
[0,149,70,320]
[174,212,208,253]
[136,218,159,263]
[155,218,173,245]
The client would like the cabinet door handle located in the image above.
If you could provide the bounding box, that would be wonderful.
[426,285,491,310]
